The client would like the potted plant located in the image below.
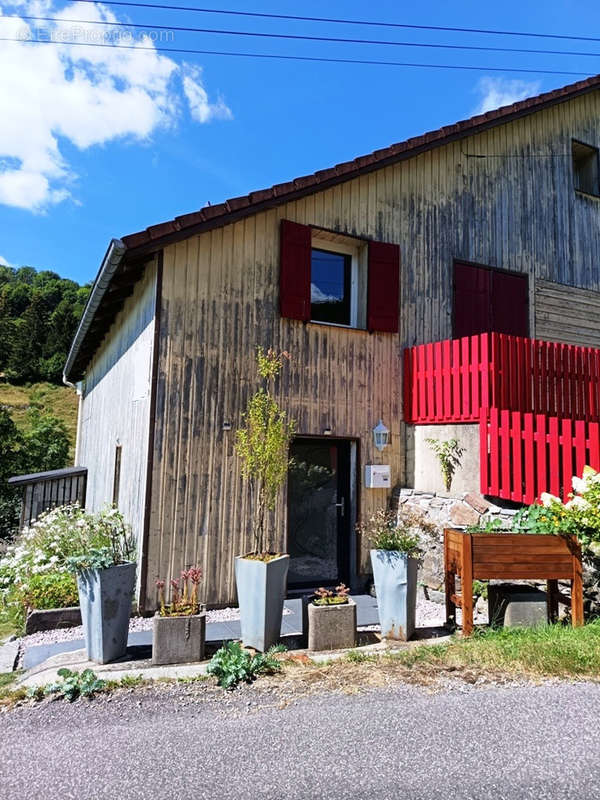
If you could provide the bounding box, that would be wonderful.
[235,347,296,652]
[66,507,137,664]
[307,583,356,651]
[153,567,206,665]
[362,509,421,641]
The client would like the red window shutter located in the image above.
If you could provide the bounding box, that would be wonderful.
[491,270,529,337]
[453,262,492,338]
[279,220,311,321]
[367,241,400,333]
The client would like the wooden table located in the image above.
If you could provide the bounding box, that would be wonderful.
[444,528,584,635]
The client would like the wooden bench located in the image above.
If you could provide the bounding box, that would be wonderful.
[444,528,584,635]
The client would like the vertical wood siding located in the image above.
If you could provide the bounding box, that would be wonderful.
[78,259,157,551]
[146,92,600,607]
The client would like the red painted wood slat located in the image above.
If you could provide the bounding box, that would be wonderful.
[548,416,561,499]
[523,413,535,505]
[561,418,573,503]
[511,411,523,502]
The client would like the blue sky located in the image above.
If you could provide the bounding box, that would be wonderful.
[1,0,600,283]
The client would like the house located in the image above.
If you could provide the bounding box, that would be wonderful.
[63,75,600,611]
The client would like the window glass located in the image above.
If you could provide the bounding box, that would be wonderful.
[310,248,351,325]
[572,140,600,196]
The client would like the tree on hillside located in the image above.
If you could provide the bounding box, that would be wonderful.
[0,404,72,539]
[0,407,24,536]
[8,292,48,383]
[0,265,89,385]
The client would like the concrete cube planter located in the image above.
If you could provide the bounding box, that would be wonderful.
[370,549,418,641]
[235,554,289,652]
[307,598,356,651]
[152,607,207,665]
[77,561,137,664]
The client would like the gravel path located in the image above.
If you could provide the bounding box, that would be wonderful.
[1,679,598,799]
[20,605,291,648]
[18,596,462,648]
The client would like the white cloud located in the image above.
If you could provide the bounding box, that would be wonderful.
[473,77,541,115]
[0,254,11,266]
[182,64,233,124]
[0,1,233,212]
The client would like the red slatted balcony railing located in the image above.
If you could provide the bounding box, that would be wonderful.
[404,332,600,425]
[480,408,600,504]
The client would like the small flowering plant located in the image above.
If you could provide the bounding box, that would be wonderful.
[538,466,600,550]
[156,567,203,616]
[312,583,350,606]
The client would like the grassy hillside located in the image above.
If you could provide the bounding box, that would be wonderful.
[0,382,79,463]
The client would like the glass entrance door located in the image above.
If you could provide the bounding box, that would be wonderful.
[287,438,351,589]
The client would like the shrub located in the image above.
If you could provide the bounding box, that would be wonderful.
[207,641,285,690]
[24,572,78,610]
[425,438,465,492]
[44,668,106,702]
[358,508,421,556]
[0,504,134,631]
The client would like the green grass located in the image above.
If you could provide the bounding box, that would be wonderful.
[0,618,17,640]
[391,621,600,678]
[0,381,79,460]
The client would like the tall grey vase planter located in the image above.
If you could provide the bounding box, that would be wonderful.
[370,550,417,641]
[235,554,289,652]
[77,562,137,664]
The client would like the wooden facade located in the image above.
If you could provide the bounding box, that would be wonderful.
[77,258,158,558]
[72,85,600,609]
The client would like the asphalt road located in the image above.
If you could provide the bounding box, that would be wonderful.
[2,680,600,800]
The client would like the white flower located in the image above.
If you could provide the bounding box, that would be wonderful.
[565,495,590,511]
[540,492,561,507]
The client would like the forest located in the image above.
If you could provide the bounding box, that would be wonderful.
[0,265,89,384]
[0,265,89,536]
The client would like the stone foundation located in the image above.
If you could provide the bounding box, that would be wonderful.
[390,487,519,592]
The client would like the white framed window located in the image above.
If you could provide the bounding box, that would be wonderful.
[310,232,367,329]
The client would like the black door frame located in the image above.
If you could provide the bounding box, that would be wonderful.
[286,435,358,591]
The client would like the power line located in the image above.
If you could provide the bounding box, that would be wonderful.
[43,0,600,46]
[0,35,589,76]
[13,14,600,59]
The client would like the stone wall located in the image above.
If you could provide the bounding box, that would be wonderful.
[390,486,519,591]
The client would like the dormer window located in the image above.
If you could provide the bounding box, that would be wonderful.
[572,139,600,197]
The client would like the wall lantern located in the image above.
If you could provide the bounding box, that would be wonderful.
[372,420,389,451]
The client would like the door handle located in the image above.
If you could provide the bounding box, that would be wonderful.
[335,497,345,517]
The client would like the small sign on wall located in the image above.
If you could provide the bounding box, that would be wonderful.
[365,464,391,488]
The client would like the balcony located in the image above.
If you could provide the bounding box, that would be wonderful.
[404,333,600,503]
[404,332,600,425]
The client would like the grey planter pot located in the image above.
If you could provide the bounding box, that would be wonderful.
[77,562,137,664]
[307,598,356,651]
[235,554,289,652]
[152,607,207,665]
[370,550,418,641]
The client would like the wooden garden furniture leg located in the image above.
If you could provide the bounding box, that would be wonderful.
[571,557,584,628]
[460,532,473,636]
[546,580,559,623]
[444,534,456,626]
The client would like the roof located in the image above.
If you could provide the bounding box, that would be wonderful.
[122,73,600,257]
[65,74,600,382]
